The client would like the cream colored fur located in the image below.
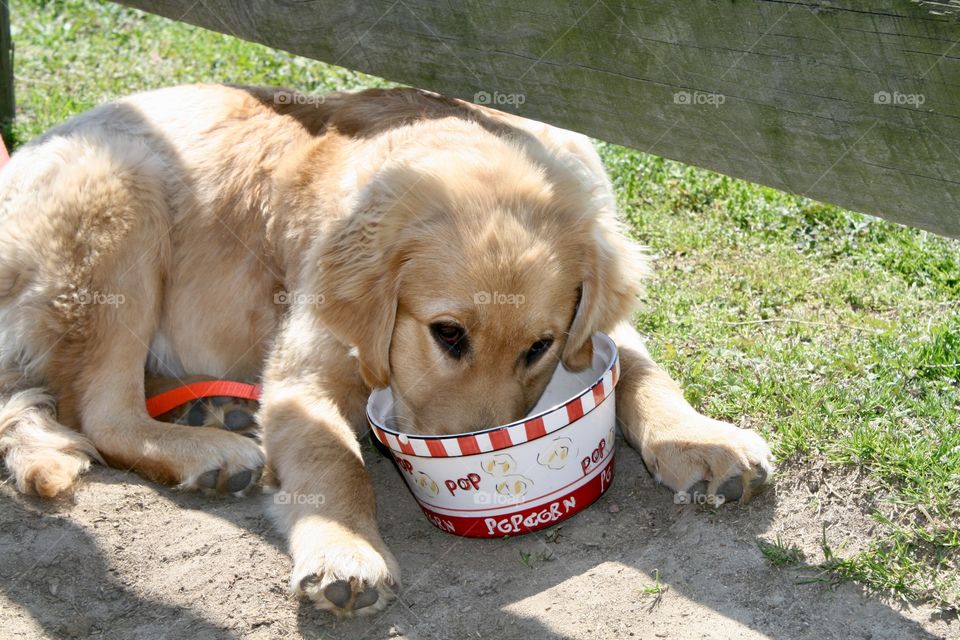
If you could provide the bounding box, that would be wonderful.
[0,85,773,615]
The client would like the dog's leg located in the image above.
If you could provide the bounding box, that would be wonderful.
[2,137,266,494]
[65,292,265,493]
[262,313,398,616]
[612,322,774,503]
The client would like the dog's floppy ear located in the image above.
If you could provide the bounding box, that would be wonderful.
[561,218,647,371]
[311,166,440,388]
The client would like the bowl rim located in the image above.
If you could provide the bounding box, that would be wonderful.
[367,332,619,458]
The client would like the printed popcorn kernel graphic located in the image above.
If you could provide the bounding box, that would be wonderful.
[537,436,575,470]
[481,453,517,477]
[414,471,440,497]
[495,475,532,498]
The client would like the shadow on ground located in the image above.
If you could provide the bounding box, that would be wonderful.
[1,434,952,640]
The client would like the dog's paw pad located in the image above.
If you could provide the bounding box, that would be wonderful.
[184,400,208,426]
[649,419,774,506]
[226,468,254,492]
[193,466,261,495]
[354,585,380,609]
[716,465,769,502]
[224,409,254,432]
[680,459,770,504]
[164,396,260,438]
[299,576,385,613]
[291,535,398,617]
[196,468,219,489]
[323,580,353,608]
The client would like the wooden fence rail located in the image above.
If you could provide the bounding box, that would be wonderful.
[0,3,14,128]
[106,1,960,238]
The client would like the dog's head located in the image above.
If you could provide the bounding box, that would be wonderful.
[312,124,645,435]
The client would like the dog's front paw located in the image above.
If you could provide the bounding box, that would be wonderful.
[175,429,265,496]
[290,520,399,617]
[642,417,773,504]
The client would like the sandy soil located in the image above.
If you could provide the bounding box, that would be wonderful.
[1,435,955,640]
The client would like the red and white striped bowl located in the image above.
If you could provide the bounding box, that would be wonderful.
[367,332,619,537]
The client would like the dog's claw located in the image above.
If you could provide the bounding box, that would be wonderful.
[300,574,322,591]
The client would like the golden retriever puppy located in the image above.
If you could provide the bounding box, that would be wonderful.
[0,85,773,615]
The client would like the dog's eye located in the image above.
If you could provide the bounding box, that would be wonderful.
[525,338,554,366]
[430,322,468,359]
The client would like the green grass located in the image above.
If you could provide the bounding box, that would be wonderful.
[638,569,669,611]
[9,0,960,614]
[639,569,669,597]
[7,0,389,146]
[758,537,806,568]
[600,142,960,610]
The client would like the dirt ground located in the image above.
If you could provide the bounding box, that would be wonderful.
[1,435,955,640]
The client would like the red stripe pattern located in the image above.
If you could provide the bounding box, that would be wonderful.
[397,436,416,456]
[425,439,447,457]
[524,416,547,440]
[565,399,584,423]
[592,381,605,406]
[488,429,513,449]
[457,435,481,456]
[369,355,620,458]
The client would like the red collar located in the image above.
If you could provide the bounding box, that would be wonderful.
[146,380,261,417]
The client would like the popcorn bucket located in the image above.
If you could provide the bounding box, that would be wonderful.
[367,333,619,537]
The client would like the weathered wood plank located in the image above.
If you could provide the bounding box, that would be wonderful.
[0,2,14,127]
[116,0,960,238]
